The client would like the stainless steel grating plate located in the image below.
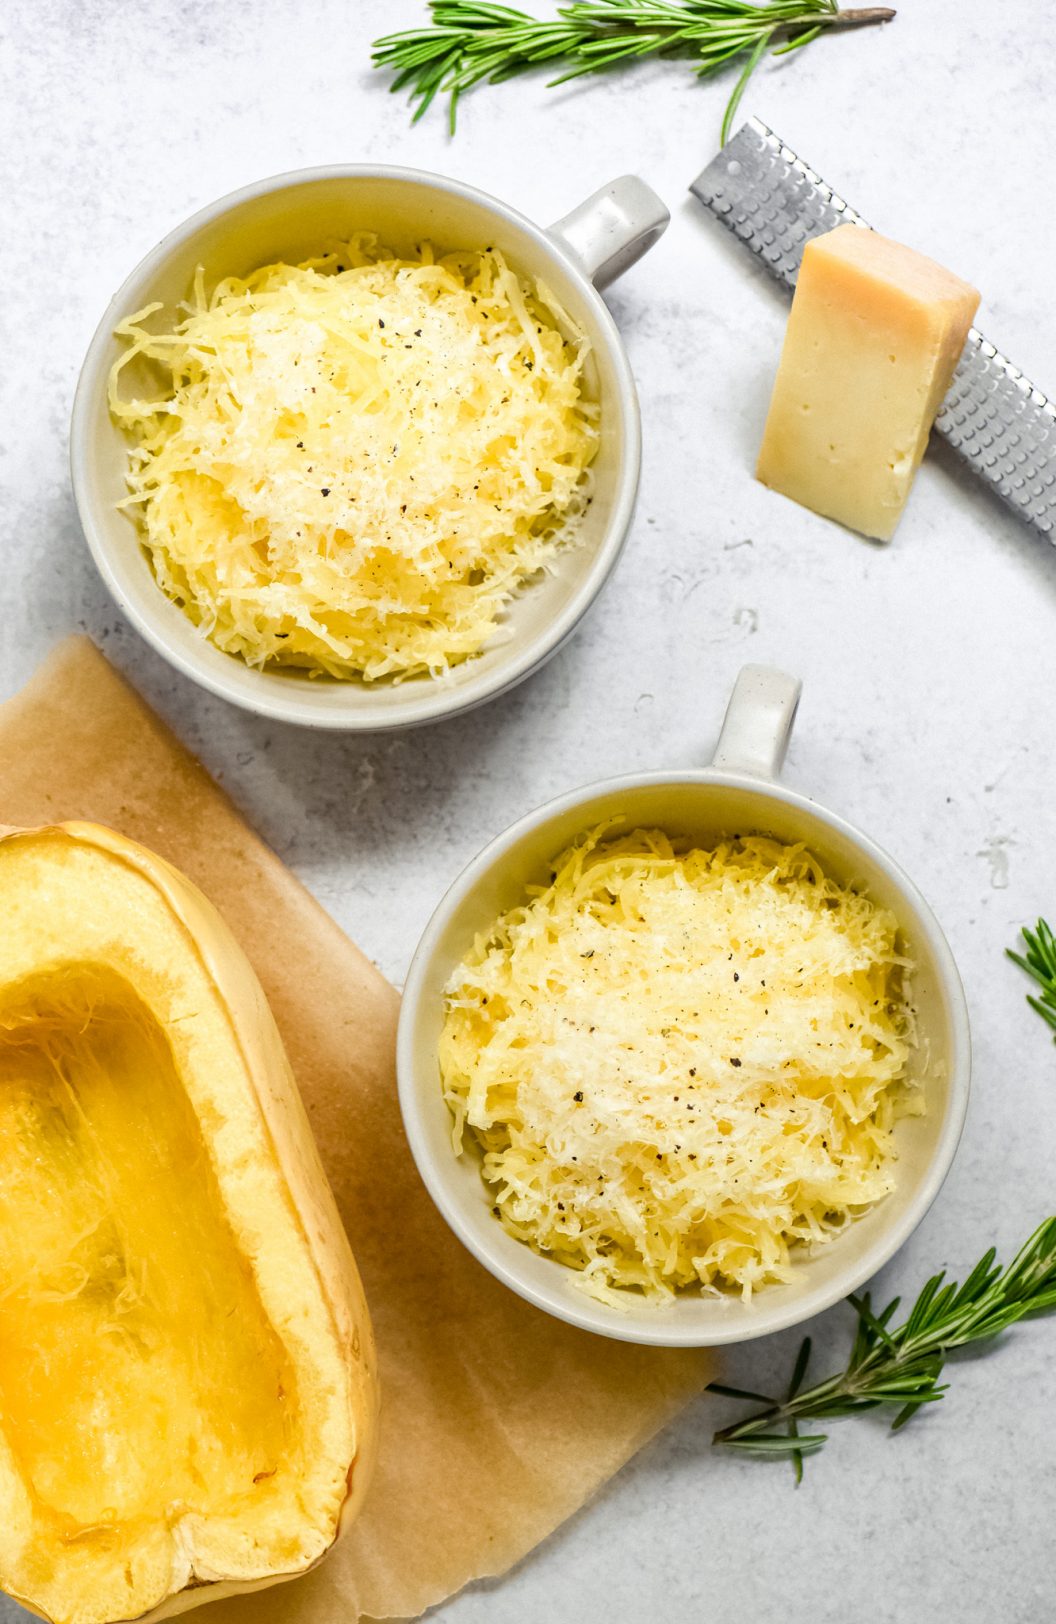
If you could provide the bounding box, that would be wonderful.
[691,118,1056,539]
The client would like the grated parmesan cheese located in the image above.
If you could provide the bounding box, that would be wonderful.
[440,828,920,1302]
[108,236,598,681]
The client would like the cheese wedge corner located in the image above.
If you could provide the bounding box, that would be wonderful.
[756,224,980,541]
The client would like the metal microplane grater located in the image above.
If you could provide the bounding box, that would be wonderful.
[690,118,1056,539]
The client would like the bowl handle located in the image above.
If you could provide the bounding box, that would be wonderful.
[710,665,802,781]
[547,177,670,291]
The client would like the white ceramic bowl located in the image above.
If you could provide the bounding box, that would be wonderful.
[70,167,669,730]
[398,666,972,1346]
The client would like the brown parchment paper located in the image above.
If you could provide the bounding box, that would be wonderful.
[0,639,712,1623]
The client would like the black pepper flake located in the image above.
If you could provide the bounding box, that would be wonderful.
[733,971,740,982]
[729,1057,742,1068]
[321,488,330,496]
[378,318,385,328]
[414,328,422,337]
[573,1091,583,1103]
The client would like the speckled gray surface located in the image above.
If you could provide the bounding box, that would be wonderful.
[1,2,1054,1620]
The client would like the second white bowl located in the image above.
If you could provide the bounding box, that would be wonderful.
[397,666,972,1346]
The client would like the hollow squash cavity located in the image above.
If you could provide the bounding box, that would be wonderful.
[0,824,375,1624]
[0,965,298,1533]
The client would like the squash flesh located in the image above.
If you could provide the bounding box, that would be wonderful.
[0,967,298,1533]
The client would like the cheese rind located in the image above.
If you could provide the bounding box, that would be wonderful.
[756,224,980,540]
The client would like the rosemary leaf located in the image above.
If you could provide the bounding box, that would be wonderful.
[1008,918,1056,1040]
[709,1218,1056,1471]
[373,2,896,137]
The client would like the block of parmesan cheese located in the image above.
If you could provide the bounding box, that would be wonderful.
[756,224,980,541]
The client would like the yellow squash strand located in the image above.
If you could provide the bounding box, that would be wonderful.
[109,238,598,681]
[440,829,920,1303]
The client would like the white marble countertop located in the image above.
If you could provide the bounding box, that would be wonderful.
[2,2,1054,1620]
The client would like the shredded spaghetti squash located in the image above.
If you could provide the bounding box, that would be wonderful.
[108,237,598,680]
[440,828,920,1302]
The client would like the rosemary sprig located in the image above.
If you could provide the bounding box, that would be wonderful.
[1008,918,1056,1040]
[373,2,896,141]
[709,1219,1056,1472]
